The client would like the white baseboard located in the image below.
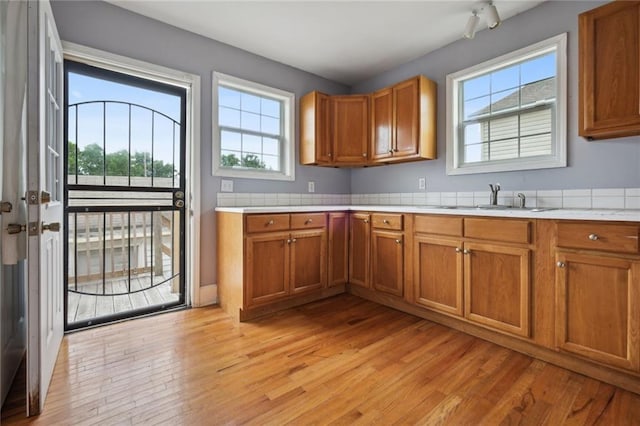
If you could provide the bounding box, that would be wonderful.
[197,284,218,307]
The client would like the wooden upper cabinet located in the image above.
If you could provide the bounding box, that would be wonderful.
[371,76,436,163]
[579,1,640,139]
[370,88,393,161]
[332,95,369,165]
[299,75,436,167]
[300,91,332,165]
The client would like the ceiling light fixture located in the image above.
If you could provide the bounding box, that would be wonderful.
[462,2,502,40]
[463,11,480,39]
[485,1,501,29]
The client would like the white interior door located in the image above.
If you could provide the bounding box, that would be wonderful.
[0,0,28,407]
[26,0,64,415]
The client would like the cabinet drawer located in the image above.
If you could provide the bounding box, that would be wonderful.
[414,215,463,236]
[246,214,290,233]
[464,218,531,244]
[371,213,403,230]
[557,222,639,254]
[291,213,326,229]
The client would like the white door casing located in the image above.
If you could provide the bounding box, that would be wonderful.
[26,0,64,415]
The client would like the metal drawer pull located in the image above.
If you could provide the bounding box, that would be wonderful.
[268,220,275,225]
[557,261,566,268]
[588,233,599,241]
[305,219,313,224]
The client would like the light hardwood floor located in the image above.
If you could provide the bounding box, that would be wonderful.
[4,294,640,425]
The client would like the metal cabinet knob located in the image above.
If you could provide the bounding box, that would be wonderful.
[383,219,389,224]
[362,153,367,157]
[363,219,369,224]
[463,249,471,255]
[291,238,297,243]
[395,239,402,244]
[588,233,599,241]
[268,220,275,225]
[455,247,462,253]
[557,261,566,268]
[305,219,313,224]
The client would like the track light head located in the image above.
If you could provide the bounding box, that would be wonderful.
[485,1,501,29]
[463,11,480,39]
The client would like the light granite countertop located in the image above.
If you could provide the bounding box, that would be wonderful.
[215,205,640,222]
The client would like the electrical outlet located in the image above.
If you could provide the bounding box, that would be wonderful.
[418,177,426,190]
[220,179,233,192]
[308,181,315,193]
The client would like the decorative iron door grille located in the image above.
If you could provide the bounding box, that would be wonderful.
[64,60,186,330]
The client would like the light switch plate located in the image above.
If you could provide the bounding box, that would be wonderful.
[221,179,233,192]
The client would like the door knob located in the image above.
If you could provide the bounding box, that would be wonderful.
[42,222,61,233]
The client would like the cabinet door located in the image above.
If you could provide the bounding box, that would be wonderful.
[464,242,530,337]
[370,88,393,161]
[414,235,463,316]
[290,229,327,294]
[349,213,370,288]
[393,77,419,158]
[371,230,404,297]
[579,1,640,139]
[556,252,640,371]
[245,232,290,306]
[332,95,369,164]
[328,212,349,287]
[300,91,332,164]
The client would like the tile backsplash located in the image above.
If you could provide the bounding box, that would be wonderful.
[217,188,640,210]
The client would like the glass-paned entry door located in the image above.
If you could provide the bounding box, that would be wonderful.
[64,60,186,330]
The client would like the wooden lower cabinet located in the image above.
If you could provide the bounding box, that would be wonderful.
[555,251,640,371]
[371,229,404,297]
[328,212,349,287]
[349,213,371,288]
[464,242,531,338]
[246,232,290,306]
[413,235,463,316]
[290,229,326,294]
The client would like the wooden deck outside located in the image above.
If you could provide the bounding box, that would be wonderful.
[4,294,640,425]
[67,274,180,325]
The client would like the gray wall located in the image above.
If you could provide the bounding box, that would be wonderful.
[51,0,351,287]
[351,0,640,193]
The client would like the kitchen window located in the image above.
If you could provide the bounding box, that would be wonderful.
[212,72,295,180]
[446,33,567,175]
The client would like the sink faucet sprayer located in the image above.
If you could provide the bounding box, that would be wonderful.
[489,183,500,205]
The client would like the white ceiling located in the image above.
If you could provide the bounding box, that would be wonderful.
[106,1,546,85]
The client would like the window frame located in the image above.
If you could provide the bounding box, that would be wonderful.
[212,71,295,181]
[446,33,567,175]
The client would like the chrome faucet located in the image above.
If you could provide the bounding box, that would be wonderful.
[516,193,526,208]
[489,183,500,205]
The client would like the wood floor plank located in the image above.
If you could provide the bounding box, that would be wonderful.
[3,294,639,425]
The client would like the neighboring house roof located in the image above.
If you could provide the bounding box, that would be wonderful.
[469,77,555,118]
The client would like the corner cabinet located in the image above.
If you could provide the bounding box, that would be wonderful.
[299,92,369,166]
[370,76,436,163]
[300,75,436,167]
[217,211,343,321]
[579,1,640,139]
